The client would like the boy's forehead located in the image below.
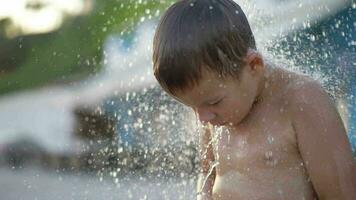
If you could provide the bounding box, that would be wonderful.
[199,70,233,89]
[187,71,223,93]
[173,73,226,105]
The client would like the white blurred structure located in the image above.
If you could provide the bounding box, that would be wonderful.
[0,22,157,155]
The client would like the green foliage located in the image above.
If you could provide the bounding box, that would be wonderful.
[0,0,174,95]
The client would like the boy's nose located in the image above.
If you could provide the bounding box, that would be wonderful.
[196,108,216,123]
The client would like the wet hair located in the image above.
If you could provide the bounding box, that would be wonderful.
[153,0,256,94]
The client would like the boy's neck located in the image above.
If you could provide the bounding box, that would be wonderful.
[254,62,275,105]
[228,63,276,130]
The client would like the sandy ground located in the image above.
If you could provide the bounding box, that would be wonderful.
[0,167,197,200]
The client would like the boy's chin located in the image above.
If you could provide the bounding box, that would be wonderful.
[220,119,243,127]
[205,121,224,126]
[206,119,236,127]
[211,121,232,127]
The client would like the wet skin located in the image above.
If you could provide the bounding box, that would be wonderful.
[174,62,356,200]
[211,70,316,200]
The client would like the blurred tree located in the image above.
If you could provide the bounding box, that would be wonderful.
[0,0,173,95]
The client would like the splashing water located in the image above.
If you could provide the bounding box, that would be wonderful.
[195,119,236,197]
[196,160,220,196]
[267,135,274,144]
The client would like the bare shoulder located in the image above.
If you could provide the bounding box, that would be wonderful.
[281,72,356,199]
[282,72,344,132]
[283,72,332,111]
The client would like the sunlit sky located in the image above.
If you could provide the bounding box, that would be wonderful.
[0,0,91,37]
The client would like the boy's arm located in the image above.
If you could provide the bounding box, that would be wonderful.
[289,80,356,200]
[197,124,215,200]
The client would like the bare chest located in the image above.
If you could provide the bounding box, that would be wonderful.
[210,111,317,199]
[212,108,301,175]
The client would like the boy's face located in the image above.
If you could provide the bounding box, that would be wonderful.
[173,65,261,127]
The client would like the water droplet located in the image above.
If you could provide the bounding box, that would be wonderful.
[310,34,315,41]
[265,82,269,88]
[267,135,274,144]
[197,161,219,195]
[265,151,273,160]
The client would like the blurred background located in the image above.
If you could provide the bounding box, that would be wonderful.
[0,0,354,199]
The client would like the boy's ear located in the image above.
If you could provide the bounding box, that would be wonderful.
[244,49,264,73]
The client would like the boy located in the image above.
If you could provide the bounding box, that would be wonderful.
[152,0,356,199]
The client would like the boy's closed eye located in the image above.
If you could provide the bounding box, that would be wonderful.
[209,98,224,106]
